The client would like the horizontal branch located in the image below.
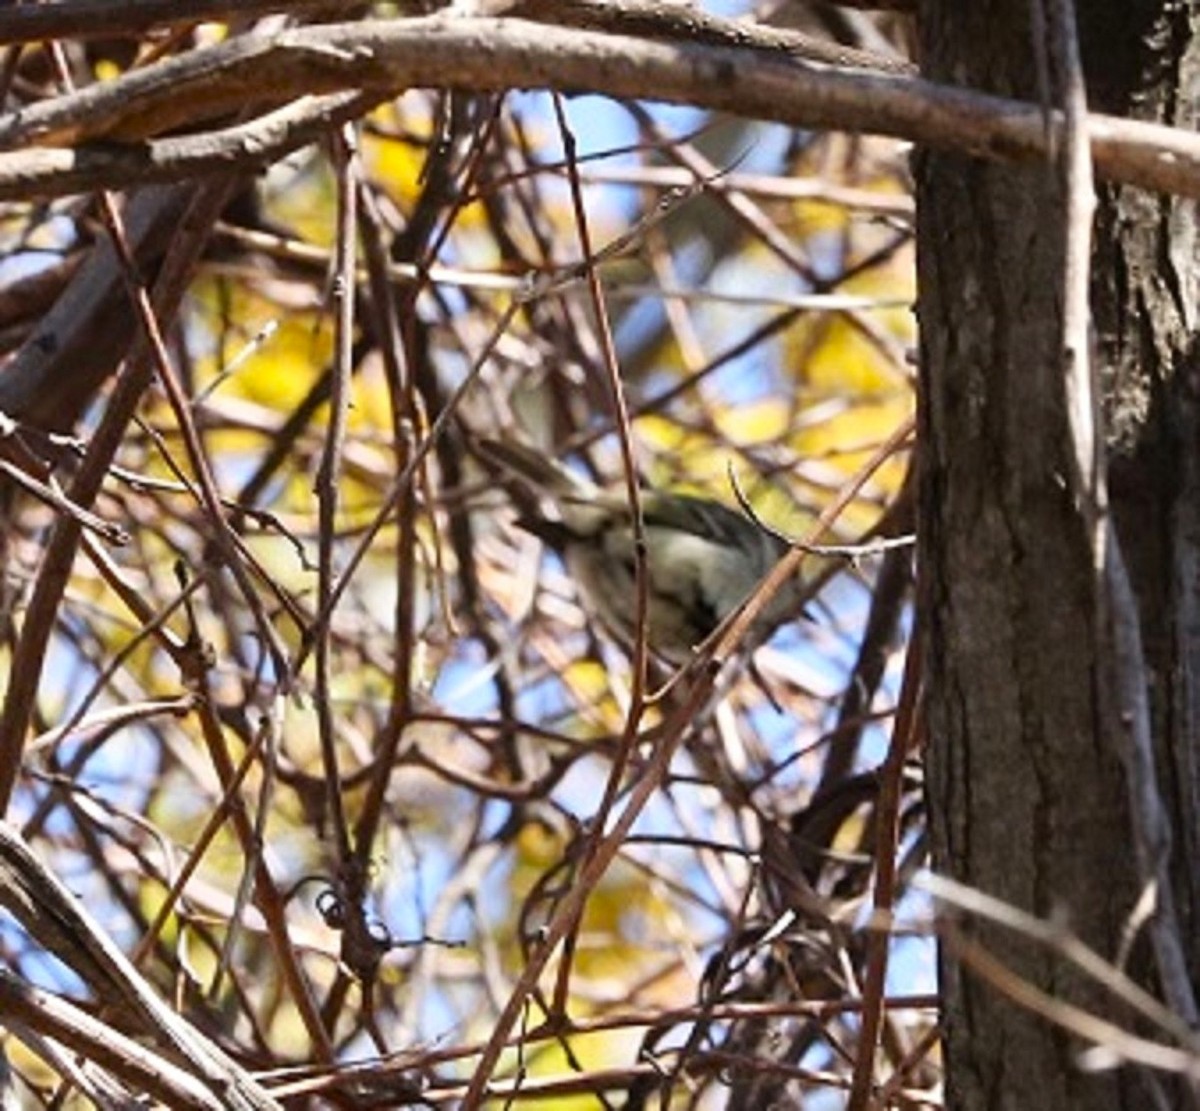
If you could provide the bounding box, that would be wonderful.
[0,0,329,43]
[508,0,916,74]
[0,16,1197,199]
[0,90,381,202]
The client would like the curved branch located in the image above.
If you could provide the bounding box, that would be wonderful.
[0,90,381,202]
[0,17,1198,200]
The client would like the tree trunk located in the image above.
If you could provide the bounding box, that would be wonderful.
[918,3,1200,1108]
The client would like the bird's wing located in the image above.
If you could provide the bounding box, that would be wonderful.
[478,437,597,499]
[639,490,769,551]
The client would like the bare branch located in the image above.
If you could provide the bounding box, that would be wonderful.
[1,19,1198,201]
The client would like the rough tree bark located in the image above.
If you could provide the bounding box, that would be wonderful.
[919,4,1200,1109]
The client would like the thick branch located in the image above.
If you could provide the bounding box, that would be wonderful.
[0,18,1198,200]
[0,0,330,43]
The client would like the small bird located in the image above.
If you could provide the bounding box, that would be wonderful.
[481,437,802,664]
